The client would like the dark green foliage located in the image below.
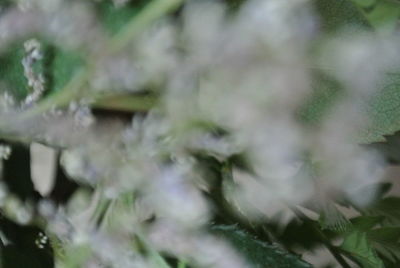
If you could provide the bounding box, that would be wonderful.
[2,143,40,202]
[0,216,53,268]
[268,218,326,251]
[367,132,400,163]
[49,155,80,205]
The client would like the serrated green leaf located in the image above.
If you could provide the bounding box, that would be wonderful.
[319,204,351,233]
[341,231,385,268]
[212,225,312,268]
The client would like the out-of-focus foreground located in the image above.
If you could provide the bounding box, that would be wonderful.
[1,0,400,267]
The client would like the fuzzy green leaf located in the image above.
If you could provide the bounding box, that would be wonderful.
[0,43,39,100]
[302,72,400,143]
[313,0,370,32]
[49,47,83,95]
[299,71,343,125]
[303,1,400,143]
[360,74,400,143]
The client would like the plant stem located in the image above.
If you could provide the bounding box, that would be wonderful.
[93,93,158,112]
[109,0,185,53]
[121,193,172,268]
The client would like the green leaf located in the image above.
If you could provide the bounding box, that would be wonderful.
[301,70,400,144]
[362,0,400,32]
[49,47,83,95]
[313,0,370,32]
[299,71,344,125]
[320,213,383,234]
[301,1,400,143]
[341,231,385,268]
[318,203,351,233]
[351,0,376,8]
[327,214,400,266]
[0,43,32,100]
[299,0,400,143]
[0,38,83,104]
[212,225,312,268]
[368,227,400,263]
[351,216,384,232]
[360,73,400,143]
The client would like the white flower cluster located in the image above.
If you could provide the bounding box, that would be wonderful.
[0,0,398,267]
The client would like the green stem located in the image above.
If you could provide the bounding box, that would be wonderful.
[109,0,185,53]
[121,193,172,268]
[93,93,158,112]
[25,69,88,118]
